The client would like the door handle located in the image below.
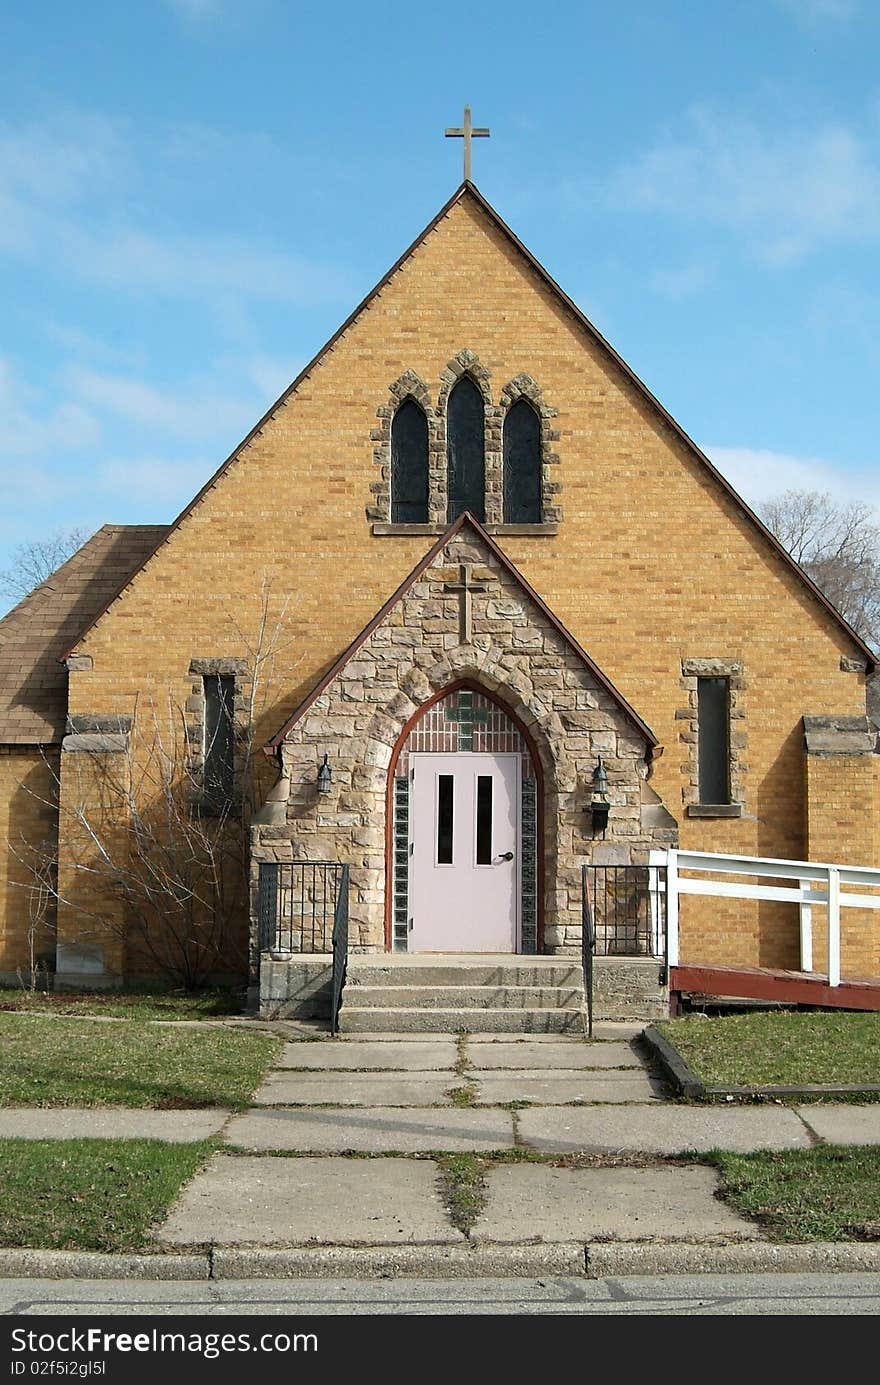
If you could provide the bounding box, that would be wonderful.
[498,851,514,862]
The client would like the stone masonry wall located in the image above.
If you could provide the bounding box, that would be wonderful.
[252,527,678,955]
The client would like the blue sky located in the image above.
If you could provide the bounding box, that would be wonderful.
[2,0,879,611]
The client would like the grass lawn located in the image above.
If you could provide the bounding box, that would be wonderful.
[713,1146,880,1242]
[0,1014,280,1109]
[0,987,243,1020]
[0,1138,216,1251]
[659,1011,880,1092]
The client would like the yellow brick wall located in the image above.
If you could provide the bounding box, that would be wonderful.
[805,753,879,976]
[36,191,873,977]
[0,748,59,978]
[55,748,128,980]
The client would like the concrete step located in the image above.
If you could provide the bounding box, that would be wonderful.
[337,1007,586,1034]
[344,985,585,1010]
[346,960,584,989]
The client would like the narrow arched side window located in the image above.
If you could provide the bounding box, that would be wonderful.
[503,399,542,524]
[391,399,429,523]
[447,376,485,522]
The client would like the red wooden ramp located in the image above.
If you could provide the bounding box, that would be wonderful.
[670,963,880,1012]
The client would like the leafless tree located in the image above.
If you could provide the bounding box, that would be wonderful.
[12,583,295,989]
[0,527,91,603]
[760,489,880,647]
[760,489,880,722]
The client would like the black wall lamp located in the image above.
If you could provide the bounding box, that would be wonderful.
[591,757,610,835]
[317,753,332,793]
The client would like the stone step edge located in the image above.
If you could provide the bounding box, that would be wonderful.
[344,987,585,1006]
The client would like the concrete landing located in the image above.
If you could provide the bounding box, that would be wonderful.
[472,1071,665,1104]
[0,1109,230,1142]
[467,1041,642,1070]
[226,1106,517,1153]
[275,1040,457,1070]
[253,1072,456,1106]
[471,1165,762,1244]
[158,1156,460,1246]
[517,1103,812,1154]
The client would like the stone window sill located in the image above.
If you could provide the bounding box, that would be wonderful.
[371,522,559,537]
[686,803,744,818]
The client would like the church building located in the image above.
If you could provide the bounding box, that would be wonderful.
[1,156,878,1022]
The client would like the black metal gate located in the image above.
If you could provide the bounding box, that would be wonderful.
[582,865,667,958]
[257,861,348,954]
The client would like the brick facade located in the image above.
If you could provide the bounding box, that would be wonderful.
[0,183,875,986]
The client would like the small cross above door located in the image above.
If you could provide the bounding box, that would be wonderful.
[443,563,489,643]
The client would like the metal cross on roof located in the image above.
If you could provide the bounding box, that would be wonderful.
[445,104,490,182]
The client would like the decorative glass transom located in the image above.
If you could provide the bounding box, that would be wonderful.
[397,689,534,774]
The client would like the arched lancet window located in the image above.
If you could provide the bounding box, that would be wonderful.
[503,399,542,524]
[391,399,429,523]
[447,376,485,523]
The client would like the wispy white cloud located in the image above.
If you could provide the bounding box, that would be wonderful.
[774,0,857,28]
[238,353,305,403]
[705,444,880,517]
[58,224,349,305]
[65,365,265,441]
[610,110,880,263]
[163,0,225,20]
[0,112,351,309]
[0,357,102,456]
[649,264,709,299]
[96,456,213,501]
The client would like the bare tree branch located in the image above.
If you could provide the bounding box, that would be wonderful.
[0,527,91,602]
[760,489,880,652]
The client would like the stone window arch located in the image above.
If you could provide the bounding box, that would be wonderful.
[391,398,429,523]
[499,374,562,526]
[503,398,541,523]
[368,357,561,533]
[446,376,486,522]
[367,370,436,526]
[436,348,500,525]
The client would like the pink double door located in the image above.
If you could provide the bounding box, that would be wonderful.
[408,753,520,952]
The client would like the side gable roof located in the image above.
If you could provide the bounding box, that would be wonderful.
[66,181,875,672]
[0,525,168,745]
[266,511,659,753]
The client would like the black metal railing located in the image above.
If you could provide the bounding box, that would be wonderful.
[581,865,596,1038]
[583,865,667,958]
[330,864,350,1036]
[257,861,349,954]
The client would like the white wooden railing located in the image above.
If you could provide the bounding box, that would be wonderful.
[648,848,880,987]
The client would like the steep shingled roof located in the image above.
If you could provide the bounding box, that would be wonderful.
[0,525,168,745]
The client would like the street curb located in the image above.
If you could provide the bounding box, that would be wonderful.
[641,1025,704,1099]
[2,1241,880,1280]
[0,1251,209,1280]
[641,1026,880,1102]
[586,1241,880,1276]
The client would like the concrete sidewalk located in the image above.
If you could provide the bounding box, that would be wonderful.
[147,1029,880,1261]
[3,1027,879,1278]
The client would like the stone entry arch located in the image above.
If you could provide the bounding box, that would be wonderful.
[254,516,677,961]
[384,679,546,953]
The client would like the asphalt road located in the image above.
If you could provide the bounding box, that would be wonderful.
[2,1274,879,1315]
